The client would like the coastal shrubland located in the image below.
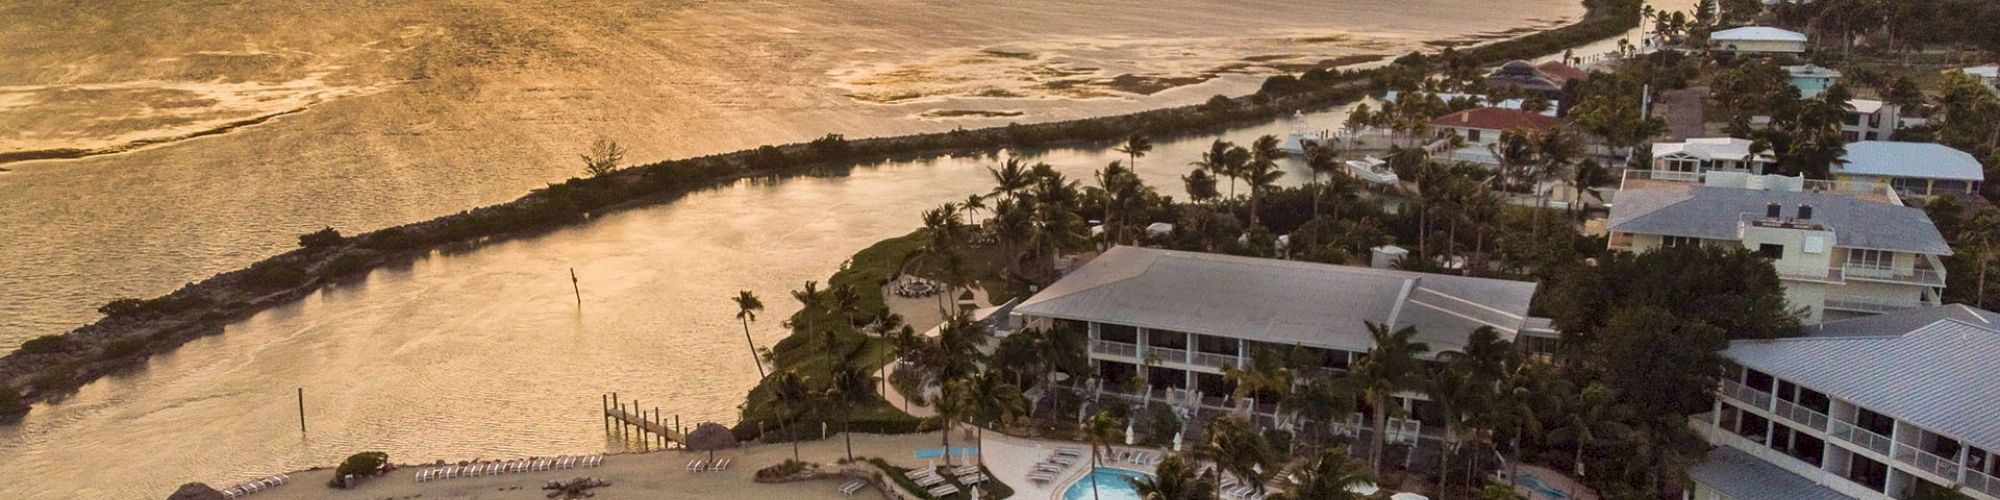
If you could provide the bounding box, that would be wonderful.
[0,0,1641,419]
[330,451,389,488]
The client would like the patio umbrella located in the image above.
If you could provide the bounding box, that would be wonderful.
[1346,482,1380,496]
[1125,422,1134,445]
[1391,493,1430,500]
[1172,432,1182,452]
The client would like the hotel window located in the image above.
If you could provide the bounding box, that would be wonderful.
[1663,235,1699,248]
[1848,249,1892,270]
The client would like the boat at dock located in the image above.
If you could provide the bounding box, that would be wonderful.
[1345,156,1398,185]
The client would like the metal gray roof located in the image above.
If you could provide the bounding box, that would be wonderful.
[1013,246,1540,355]
[1836,141,1986,182]
[1803,304,2000,338]
[1725,309,2000,453]
[1688,446,1850,500]
[1607,185,1952,255]
[1712,26,1809,42]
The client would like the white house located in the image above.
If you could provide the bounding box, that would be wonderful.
[1689,305,2000,500]
[1649,137,1778,180]
[1711,27,1810,55]
[1608,180,1951,324]
[1428,107,1563,166]
[1834,141,1985,199]
[1842,100,1901,143]
[1012,246,1554,435]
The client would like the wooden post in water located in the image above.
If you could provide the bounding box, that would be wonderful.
[602,394,611,434]
[297,387,306,434]
[570,268,581,305]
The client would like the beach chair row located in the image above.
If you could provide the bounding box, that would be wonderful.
[218,474,289,499]
[684,457,732,472]
[1220,474,1276,500]
[414,455,602,482]
[1115,449,1162,466]
[904,466,961,496]
[1027,447,1086,484]
[839,478,870,495]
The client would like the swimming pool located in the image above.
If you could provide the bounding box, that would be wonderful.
[1061,467,1152,500]
[1517,474,1570,500]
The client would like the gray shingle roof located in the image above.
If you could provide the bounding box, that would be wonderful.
[1836,141,1986,182]
[1607,185,1952,254]
[1689,446,1850,500]
[1012,246,1540,355]
[1725,307,2000,452]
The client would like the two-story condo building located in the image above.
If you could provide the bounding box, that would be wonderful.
[1710,26,1809,55]
[1833,141,1985,200]
[1607,177,1952,324]
[1011,246,1551,436]
[1842,100,1901,143]
[1690,305,2000,500]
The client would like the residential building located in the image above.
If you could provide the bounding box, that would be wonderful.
[1429,107,1563,166]
[1842,100,1900,142]
[1948,64,1998,93]
[1710,27,1810,55]
[1834,142,1985,199]
[1384,91,1556,117]
[1787,64,1843,99]
[1011,246,1552,436]
[1607,179,1950,324]
[1486,60,1584,94]
[1690,305,2000,500]
[1650,137,1777,180]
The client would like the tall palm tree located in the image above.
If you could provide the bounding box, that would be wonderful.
[732,291,767,379]
[1534,127,1582,241]
[1116,133,1155,173]
[1222,349,1292,421]
[1204,415,1276,497]
[1548,382,1633,481]
[1190,140,1238,199]
[989,158,1033,201]
[1244,135,1288,229]
[770,372,811,462]
[790,281,827,362]
[1303,142,1344,218]
[825,363,878,461]
[1085,410,1125,500]
[1271,448,1372,500]
[965,370,1027,465]
[1132,454,1216,500]
[1096,161,1144,246]
[1346,322,1430,473]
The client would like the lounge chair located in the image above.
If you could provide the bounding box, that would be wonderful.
[1117,450,1134,463]
[1056,447,1084,457]
[927,484,960,497]
[709,458,729,471]
[687,458,707,471]
[1033,463,1064,473]
[959,473,989,484]
[914,474,946,487]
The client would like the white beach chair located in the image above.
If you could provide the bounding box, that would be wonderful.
[840,479,867,495]
[687,458,707,471]
[927,484,960,497]
[592,454,605,467]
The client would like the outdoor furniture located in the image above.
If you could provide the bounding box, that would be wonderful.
[708,458,729,471]
[913,474,946,487]
[588,454,604,467]
[927,484,961,497]
[1033,463,1064,473]
[841,479,868,495]
[959,473,989,484]
[687,458,707,471]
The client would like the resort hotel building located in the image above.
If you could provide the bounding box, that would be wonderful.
[1690,305,2000,500]
[1011,246,1552,440]
[1608,172,1951,324]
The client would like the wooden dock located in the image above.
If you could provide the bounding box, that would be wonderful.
[603,392,684,450]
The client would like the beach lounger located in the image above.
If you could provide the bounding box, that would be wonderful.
[1056,447,1084,457]
[1033,463,1064,473]
[927,484,960,497]
[687,458,707,471]
[914,474,947,487]
[708,457,728,471]
[959,473,989,484]
[840,479,868,495]
[1117,450,1133,463]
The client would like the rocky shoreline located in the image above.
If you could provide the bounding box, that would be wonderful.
[0,0,1638,421]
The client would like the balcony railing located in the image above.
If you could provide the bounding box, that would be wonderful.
[1773,399,1830,431]
[1829,420,1894,455]
[1841,264,1946,287]
[1824,296,1923,314]
[1146,346,1189,365]
[1893,445,1962,481]
[1090,340,1138,359]
[1964,469,2000,498]
[1775,267,1844,284]
[1192,351,1238,369]
[1720,379,1773,409]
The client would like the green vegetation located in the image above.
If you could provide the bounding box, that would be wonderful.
[297,227,344,250]
[864,458,1012,500]
[331,451,389,487]
[16,335,71,355]
[0,385,26,419]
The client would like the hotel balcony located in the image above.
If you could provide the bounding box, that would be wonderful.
[1772,399,1830,431]
[1841,264,1946,287]
[1775,267,1845,284]
[1965,469,2000,499]
[1828,420,1894,456]
[1893,445,1962,484]
[1720,379,1773,409]
[1090,340,1138,359]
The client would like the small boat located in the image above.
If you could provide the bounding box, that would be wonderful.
[1345,156,1398,185]
[1278,111,1325,156]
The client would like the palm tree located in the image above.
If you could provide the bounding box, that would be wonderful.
[1547,382,1633,481]
[1117,133,1155,173]
[1096,161,1144,245]
[1132,454,1216,500]
[1534,127,1582,241]
[1222,349,1292,421]
[1303,142,1344,218]
[1244,135,1288,229]
[1190,140,1238,198]
[1347,322,1430,473]
[1204,415,1276,497]
[966,370,1027,465]
[790,281,827,362]
[825,363,878,461]
[989,158,1033,201]
[1085,410,1125,500]
[1271,448,1372,500]
[732,291,767,379]
[770,372,811,462]
[1488,128,1538,194]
